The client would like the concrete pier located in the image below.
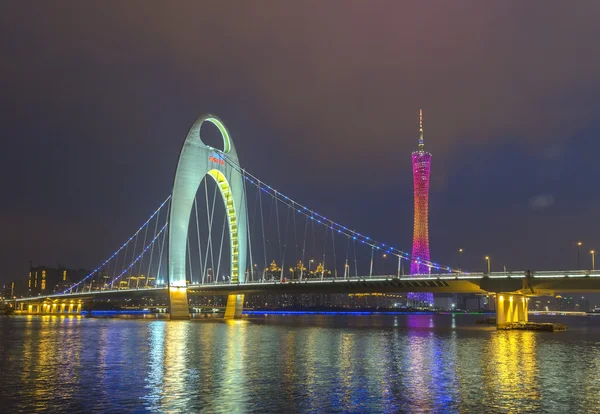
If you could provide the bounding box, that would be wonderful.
[224,294,244,319]
[496,293,529,328]
[169,287,190,319]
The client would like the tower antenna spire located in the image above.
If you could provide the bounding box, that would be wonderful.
[418,109,424,151]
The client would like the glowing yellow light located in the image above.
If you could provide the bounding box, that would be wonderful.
[499,295,504,301]
[509,296,513,302]
[207,168,240,283]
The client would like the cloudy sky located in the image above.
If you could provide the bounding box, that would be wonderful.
[1,1,600,287]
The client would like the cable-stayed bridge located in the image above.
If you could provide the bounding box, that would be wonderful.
[12,114,600,327]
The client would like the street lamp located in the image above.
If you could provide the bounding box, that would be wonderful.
[577,242,583,269]
[308,259,314,274]
[458,248,463,273]
[485,256,491,273]
[591,250,596,271]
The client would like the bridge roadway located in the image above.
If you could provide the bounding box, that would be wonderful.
[13,270,600,305]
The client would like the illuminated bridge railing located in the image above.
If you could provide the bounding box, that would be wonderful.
[189,270,600,285]
[15,270,600,302]
[14,286,169,302]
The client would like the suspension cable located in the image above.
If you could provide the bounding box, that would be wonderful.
[292,201,299,272]
[242,169,254,283]
[300,213,308,281]
[108,223,168,288]
[146,203,162,284]
[353,235,358,278]
[258,180,268,279]
[274,191,282,271]
[369,246,374,278]
[202,179,218,283]
[216,217,227,284]
[136,210,150,279]
[187,236,193,284]
[331,225,337,278]
[156,200,171,285]
[279,202,291,281]
[321,224,328,281]
[127,229,139,282]
[66,196,171,293]
[344,235,350,279]
[193,196,204,282]
[220,155,453,273]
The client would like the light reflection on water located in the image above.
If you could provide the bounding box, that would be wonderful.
[2,314,600,412]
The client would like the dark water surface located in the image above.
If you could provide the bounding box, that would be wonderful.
[1,314,600,413]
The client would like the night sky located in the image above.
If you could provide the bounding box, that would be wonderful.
[1,1,600,288]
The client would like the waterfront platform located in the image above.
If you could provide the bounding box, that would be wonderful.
[497,322,567,332]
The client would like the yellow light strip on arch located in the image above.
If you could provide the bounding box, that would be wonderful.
[207,169,240,283]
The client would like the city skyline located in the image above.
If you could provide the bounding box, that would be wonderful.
[4,4,600,413]
[1,2,600,286]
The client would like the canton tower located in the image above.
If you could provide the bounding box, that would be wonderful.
[409,109,433,307]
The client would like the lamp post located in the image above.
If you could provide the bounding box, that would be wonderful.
[485,256,491,274]
[458,248,463,273]
[591,250,596,271]
[308,259,314,275]
[577,242,583,269]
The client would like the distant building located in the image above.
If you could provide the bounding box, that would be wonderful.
[434,294,454,310]
[239,292,405,309]
[532,295,591,312]
[556,295,575,311]
[554,295,590,312]
[461,295,488,311]
[1,282,15,299]
[576,297,590,312]
[432,294,490,311]
[27,266,88,297]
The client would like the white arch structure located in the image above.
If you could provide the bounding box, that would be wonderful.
[168,114,247,319]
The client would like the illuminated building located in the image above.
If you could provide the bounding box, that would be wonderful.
[27,266,88,296]
[240,292,406,309]
[555,295,590,312]
[1,282,15,299]
[409,110,433,307]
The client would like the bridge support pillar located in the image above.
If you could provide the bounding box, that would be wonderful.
[169,287,190,320]
[224,294,244,319]
[496,293,528,328]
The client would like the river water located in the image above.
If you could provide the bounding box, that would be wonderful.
[1,314,600,413]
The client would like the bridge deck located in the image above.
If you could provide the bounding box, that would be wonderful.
[13,270,600,303]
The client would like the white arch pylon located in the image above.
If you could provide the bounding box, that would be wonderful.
[168,114,248,319]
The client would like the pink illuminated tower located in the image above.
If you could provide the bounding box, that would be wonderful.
[409,109,433,307]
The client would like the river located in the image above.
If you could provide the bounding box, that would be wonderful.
[1,314,599,413]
